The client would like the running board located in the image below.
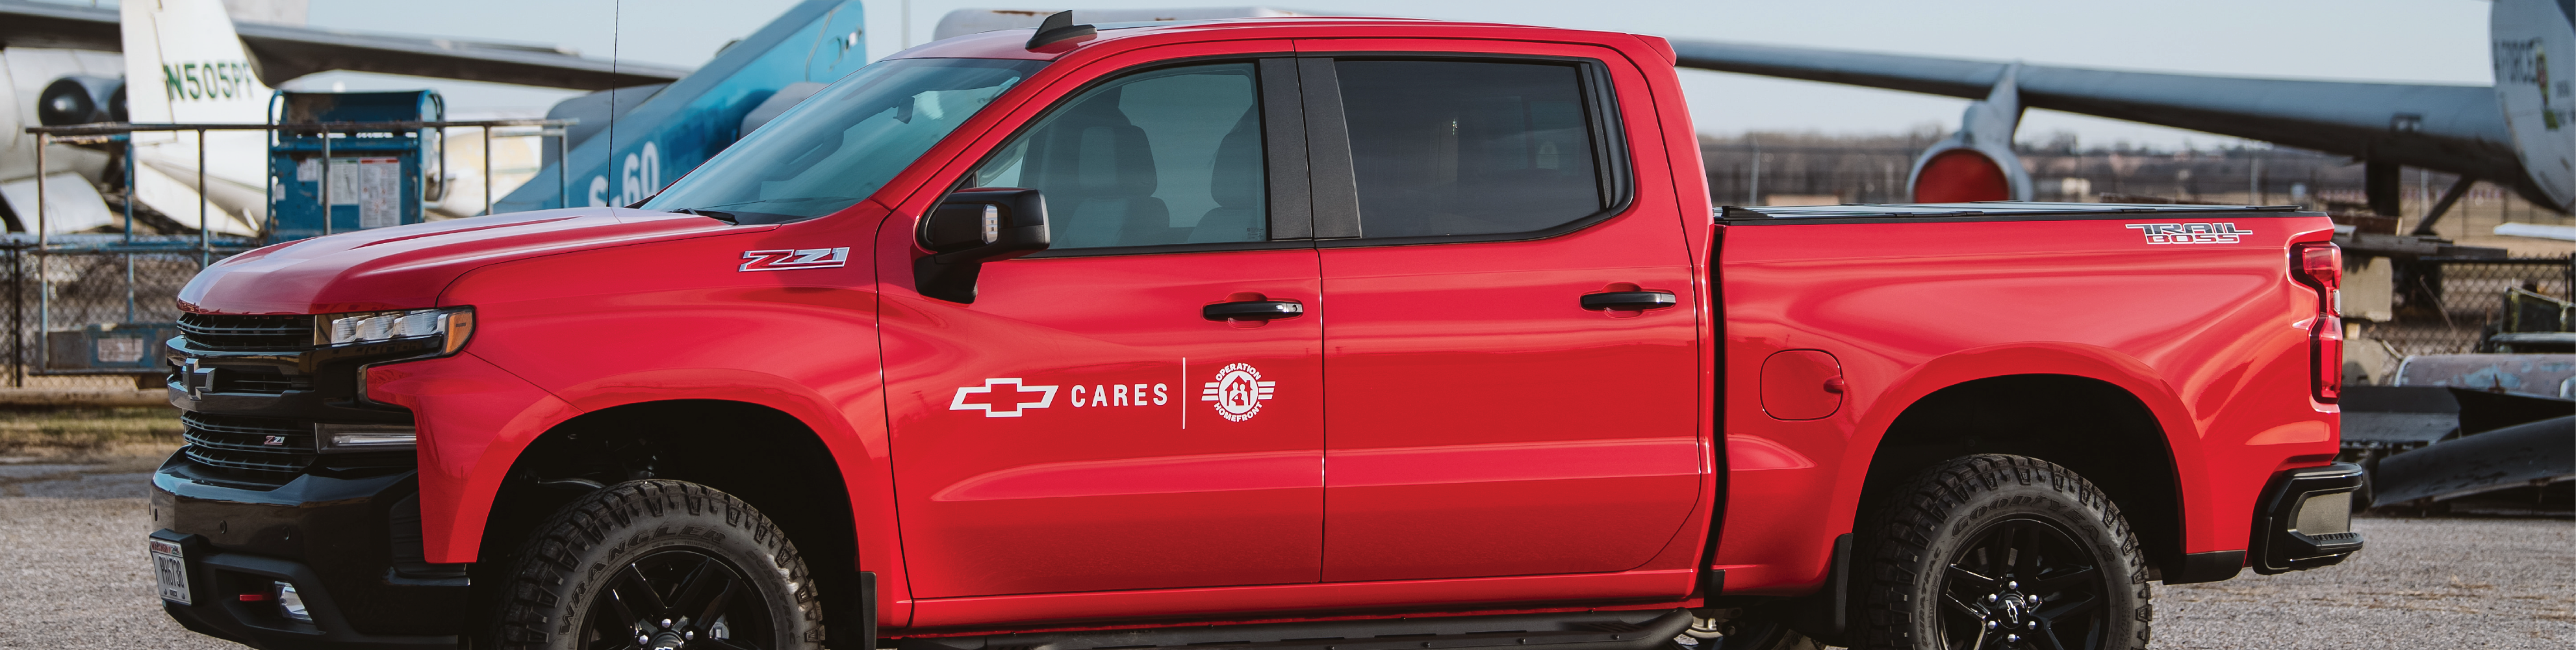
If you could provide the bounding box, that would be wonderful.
[900,608,1694,650]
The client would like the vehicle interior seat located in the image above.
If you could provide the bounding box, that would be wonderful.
[1190,107,1266,242]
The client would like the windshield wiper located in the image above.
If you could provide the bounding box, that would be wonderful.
[669,208,740,225]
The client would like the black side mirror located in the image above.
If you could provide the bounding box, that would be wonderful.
[915,187,1051,302]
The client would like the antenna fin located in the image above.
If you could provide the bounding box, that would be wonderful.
[1026,10,1095,49]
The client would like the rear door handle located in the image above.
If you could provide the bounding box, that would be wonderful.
[1205,300,1305,321]
[1581,291,1677,311]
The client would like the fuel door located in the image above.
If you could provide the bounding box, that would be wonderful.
[1759,349,1844,421]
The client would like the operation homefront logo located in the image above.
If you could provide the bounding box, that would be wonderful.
[1202,363,1277,422]
[2124,222,2248,244]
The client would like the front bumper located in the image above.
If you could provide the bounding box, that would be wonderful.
[155,318,474,647]
[151,456,465,649]
[2249,462,2368,574]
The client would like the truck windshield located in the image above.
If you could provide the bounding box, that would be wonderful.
[643,58,1046,224]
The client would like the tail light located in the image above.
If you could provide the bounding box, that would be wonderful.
[2292,242,2343,403]
[2291,242,2341,315]
[2312,316,2343,403]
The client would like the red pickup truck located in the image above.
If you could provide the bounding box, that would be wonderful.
[148,15,2364,650]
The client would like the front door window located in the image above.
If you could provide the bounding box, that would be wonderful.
[969,62,1271,248]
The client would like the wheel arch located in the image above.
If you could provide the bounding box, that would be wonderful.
[472,396,878,642]
[1841,343,2208,580]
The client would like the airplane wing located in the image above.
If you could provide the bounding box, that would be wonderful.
[1667,40,2531,198]
[0,0,119,50]
[0,0,685,90]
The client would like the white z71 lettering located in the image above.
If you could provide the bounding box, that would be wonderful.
[739,247,851,272]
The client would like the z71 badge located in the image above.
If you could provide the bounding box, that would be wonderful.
[2124,222,2247,244]
[740,247,851,271]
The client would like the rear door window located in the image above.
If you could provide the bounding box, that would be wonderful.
[1332,60,1606,239]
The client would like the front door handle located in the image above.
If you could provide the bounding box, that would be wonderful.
[1205,300,1305,321]
[1581,291,1677,311]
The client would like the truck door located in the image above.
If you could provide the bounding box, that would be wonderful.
[1297,52,1705,582]
[880,58,1326,597]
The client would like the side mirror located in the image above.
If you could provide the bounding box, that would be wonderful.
[915,187,1051,302]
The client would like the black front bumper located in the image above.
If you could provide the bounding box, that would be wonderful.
[157,323,470,648]
[2249,462,2369,574]
[151,452,466,649]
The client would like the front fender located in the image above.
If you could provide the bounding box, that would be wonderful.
[422,207,906,620]
[364,352,582,565]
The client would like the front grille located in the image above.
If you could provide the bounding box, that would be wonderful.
[180,412,314,483]
[177,313,312,351]
[211,367,312,395]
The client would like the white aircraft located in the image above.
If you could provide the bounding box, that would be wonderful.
[0,0,684,236]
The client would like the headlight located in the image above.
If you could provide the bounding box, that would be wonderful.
[318,307,474,353]
[314,422,417,452]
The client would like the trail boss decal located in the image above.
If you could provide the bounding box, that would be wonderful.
[2124,222,2247,244]
[739,247,851,271]
[950,378,1058,417]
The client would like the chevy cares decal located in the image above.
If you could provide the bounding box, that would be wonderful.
[949,362,1276,422]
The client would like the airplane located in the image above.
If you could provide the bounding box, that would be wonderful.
[494,3,1366,214]
[1666,0,2576,232]
[0,0,689,235]
[938,3,2570,235]
[491,1,870,214]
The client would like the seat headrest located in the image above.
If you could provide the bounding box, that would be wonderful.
[1209,108,1262,208]
[1074,124,1156,197]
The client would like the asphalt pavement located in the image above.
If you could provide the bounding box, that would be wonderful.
[2,467,238,650]
[3,468,2568,649]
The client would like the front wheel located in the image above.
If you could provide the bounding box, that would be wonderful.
[492,480,823,650]
[1853,454,2150,650]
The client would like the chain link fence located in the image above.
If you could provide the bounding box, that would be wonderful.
[3,239,249,387]
[2362,257,2576,358]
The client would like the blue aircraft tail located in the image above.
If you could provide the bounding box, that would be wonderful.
[493,0,867,214]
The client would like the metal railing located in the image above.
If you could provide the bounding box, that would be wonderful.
[14,119,574,383]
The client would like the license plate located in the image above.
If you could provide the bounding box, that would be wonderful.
[151,539,191,604]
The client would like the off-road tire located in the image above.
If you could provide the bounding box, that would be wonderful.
[492,480,823,649]
[1852,454,2150,650]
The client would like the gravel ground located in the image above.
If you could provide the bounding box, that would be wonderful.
[3,470,2569,649]
[2154,515,2576,649]
[1,484,242,649]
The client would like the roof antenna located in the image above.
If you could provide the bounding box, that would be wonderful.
[1027,10,1095,49]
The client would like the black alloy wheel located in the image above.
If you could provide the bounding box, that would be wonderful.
[492,480,823,650]
[587,549,775,650]
[1852,454,2149,650]
[1935,518,2111,650]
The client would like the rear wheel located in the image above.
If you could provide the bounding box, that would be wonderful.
[492,480,822,650]
[1854,454,2150,650]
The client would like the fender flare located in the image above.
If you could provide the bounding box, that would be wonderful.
[1828,341,2210,550]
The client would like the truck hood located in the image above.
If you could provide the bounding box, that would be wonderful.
[179,208,752,315]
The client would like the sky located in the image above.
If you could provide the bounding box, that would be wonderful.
[272,0,2500,150]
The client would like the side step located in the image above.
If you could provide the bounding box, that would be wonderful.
[900,608,1693,650]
